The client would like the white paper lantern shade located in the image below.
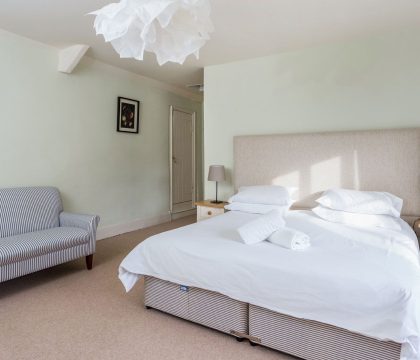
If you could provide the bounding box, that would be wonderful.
[90,0,214,66]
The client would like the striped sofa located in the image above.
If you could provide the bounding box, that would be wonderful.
[0,187,100,283]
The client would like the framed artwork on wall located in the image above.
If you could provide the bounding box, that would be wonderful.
[117,97,140,134]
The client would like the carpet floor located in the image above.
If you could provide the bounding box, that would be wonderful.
[0,215,296,360]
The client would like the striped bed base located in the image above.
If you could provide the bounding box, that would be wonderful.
[249,305,401,360]
[144,276,248,335]
[144,276,401,360]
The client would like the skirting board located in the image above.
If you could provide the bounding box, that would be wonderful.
[96,213,171,241]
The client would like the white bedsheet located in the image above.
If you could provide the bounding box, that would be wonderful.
[119,211,420,360]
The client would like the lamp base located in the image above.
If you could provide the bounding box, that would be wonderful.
[210,200,224,204]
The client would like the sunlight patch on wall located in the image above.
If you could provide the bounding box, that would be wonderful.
[272,171,300,198]
[353,150,360,189]
[310,156,342,193]
[272,171,300,187]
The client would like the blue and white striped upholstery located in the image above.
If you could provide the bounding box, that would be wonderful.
[144,276,401,360]
[59,212,100,255]
[0,244,90,283]
[144,276,248,335]
[0,187,63,238]
[0,187,99,283]
[0,227,89,266]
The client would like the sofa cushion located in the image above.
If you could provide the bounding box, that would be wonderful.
[0,227,89,266]
[0,187,63,238]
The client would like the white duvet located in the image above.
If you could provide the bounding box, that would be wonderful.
[119,211,420,360]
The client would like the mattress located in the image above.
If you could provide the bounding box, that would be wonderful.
[119,210,420,360]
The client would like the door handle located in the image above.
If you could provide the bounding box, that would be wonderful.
[172,156,177,164]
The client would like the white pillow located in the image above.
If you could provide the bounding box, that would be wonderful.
[225,202,290,215]
[316,188,403,218]
[237,209,285,245]
[312,205,402,231]
[229,185,296,206]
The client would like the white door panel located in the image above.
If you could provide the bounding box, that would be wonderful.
[170,107,195,213]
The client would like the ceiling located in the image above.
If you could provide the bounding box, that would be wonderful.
[1,0,420,95]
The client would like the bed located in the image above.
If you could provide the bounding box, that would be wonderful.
[119,128,420,360]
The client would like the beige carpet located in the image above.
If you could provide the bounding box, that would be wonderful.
[0,216,296,360]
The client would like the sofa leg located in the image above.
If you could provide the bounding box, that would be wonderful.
[86,254,93,270]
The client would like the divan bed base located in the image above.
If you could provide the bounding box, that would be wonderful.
[144,276,402,360]
[249,304,401,360]
[144,276,248,336]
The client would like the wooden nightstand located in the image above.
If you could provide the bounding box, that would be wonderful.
[195,200,227,222]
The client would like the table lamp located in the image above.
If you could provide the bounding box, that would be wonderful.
[208,165,225,204]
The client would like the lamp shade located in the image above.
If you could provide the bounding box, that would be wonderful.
[90,0,214,66]
[208,165,225,182]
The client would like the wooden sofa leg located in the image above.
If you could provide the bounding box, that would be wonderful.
[86,254,93,270]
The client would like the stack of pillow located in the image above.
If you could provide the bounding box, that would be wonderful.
[229,186,403,248]
[225,185,296,215]
[312,188,404,230]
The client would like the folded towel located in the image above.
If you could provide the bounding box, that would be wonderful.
[268,227,311,250]
[237,209,285,245]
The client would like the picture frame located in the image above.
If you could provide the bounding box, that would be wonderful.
[117,97,140,134]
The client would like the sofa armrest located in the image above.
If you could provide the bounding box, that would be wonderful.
[59,212,100,253]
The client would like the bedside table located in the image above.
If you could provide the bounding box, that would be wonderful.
[195,200,227,222]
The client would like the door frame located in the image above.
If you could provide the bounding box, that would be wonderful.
[169,105,196,214]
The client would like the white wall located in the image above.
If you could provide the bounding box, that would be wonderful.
[0,29,203,236]
[204,27,420,200]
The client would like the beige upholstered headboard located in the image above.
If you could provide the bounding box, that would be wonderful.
[234,128,420,222]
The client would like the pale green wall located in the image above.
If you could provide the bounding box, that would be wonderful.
[0,29,203,229]
[204,28,420,200]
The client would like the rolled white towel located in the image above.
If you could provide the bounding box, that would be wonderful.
[267,227,311,250]
[237,209,285,245]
